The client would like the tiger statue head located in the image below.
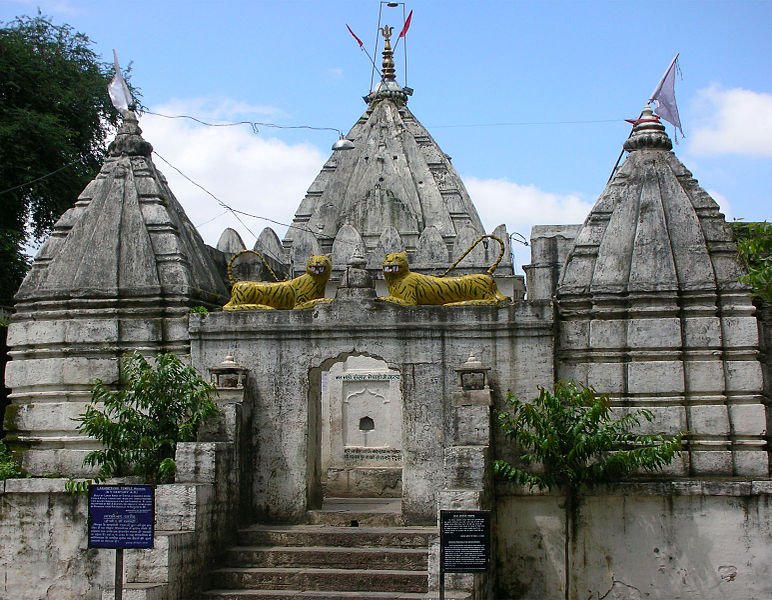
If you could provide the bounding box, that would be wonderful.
[223,254,333,311]
[382,251,411,284]
[379,251,509,307]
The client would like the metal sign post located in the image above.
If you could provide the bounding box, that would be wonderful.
[88,484,155,600]
[439,510,491,600]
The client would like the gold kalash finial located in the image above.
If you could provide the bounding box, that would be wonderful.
[380,25,396,81]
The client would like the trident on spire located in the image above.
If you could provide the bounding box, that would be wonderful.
[380,25,396,81]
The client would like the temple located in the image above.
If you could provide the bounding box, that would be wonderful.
[1,23,770,600]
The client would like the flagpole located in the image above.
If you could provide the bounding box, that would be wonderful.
[606,109,644,184]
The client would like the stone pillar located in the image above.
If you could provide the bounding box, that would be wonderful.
[432,354,495,600]
[177,354,251,525]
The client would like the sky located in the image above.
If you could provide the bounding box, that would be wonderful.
[2,0,771,272]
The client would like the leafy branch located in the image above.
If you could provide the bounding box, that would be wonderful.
[76,352,218,484]
[733,220,772,302]
[494,382,683,493]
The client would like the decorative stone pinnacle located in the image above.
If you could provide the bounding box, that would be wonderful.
[108,109,153,157]
[623,104,673,152]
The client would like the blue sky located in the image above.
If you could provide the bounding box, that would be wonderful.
[3,0,771,270]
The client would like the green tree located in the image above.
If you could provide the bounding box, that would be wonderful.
[733,221,772,302]
[0,14,132,306]
[494,382,682,600]
[77,352,219,484]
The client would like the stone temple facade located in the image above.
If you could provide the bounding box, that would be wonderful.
[2,33,771,600]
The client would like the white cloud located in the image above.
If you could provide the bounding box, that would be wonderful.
[465,176,593,270]
[706,188,733,222]
[689,86,772,157]
[140,98,326,249]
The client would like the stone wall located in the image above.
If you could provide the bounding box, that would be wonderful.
[495,482,772,600]
[0,388,246,600]
[189,294,555,524]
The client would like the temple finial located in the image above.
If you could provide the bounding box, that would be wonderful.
[623,104,673,152]
[380,25,396,81]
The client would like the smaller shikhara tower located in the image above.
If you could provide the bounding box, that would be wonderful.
[268,24,514,287]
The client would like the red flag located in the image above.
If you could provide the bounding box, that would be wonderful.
[346,24,364,48]
[398,10,413,38]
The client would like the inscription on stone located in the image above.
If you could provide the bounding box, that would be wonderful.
[344,447,403,463]
[336,373,401,381]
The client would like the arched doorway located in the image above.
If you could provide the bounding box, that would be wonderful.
[311,354,403,502]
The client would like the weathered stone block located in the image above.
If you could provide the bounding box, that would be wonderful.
[722,316,760,347]
[5,356,119,388]
[21,448,96,478]
[559,320,589,350]
[627,361,684,394]
[683,316,722,348]
[7,318,119,346]
[175,442,220,484]
[690,450,733,475]
[155,484,212,532]
[10,401,90,432]
[437,489,486,511]
[627,317,681,348]
[687,405,729,436]
[451,405,490,446]
[443,446,489,489]
[685,360,725,392]
[587,362,625,393]
[589,319,625,348]
[729,404,767,437]
[725,361,763,392]
[733,451,769,477]
[324,467,402,498]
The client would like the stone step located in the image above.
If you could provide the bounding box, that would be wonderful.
[210,566,427,593]
[226,545,427,570]
[239,524,437,549]
[200,591,471,599]
[307,497,405,526]
[102,582,168,600]
[306,508,405,527]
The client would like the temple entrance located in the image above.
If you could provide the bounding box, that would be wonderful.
[317,354,403,499]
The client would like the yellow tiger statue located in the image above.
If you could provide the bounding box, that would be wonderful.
[379,250,510,306]
[223,255,333,310]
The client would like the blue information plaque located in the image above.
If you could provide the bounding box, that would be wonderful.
[88,484,155,549]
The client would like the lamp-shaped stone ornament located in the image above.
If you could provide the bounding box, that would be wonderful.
[455,352,491,393]
[209,354,248,389]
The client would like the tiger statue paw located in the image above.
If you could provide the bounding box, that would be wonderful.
[223,255,332,310]
[378,251,510,307]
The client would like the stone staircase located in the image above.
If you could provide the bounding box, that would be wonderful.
[195,498,467,600]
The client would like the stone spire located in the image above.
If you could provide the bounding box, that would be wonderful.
[555,103,767,477]
[281,24,500,276]
[16,110,227,303]
[6,111,228,476]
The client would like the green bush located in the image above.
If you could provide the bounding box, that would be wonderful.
[734,221,772,302]
[494,382,683,493]
[77,352,218,484]
[0,440,24,479]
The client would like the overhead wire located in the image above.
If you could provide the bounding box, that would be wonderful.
[0,112,626,199]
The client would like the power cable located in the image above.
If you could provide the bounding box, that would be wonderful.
[0,157,84,197]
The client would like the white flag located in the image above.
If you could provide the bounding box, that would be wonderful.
[649,54,683,140]
[108,49,132,113]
